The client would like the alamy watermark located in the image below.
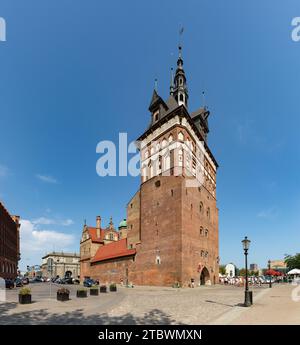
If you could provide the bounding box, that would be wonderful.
[291,17,300,42]
[96,133,208,189]
[0,17,6,42]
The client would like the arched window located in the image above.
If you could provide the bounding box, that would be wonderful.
[109,233,114,241]
[178,131,184,141]
[168,134,173,143]
[207,207,210,219]
[199,202,203,213]
[148,160,153,178]
[205,229,208,237]
[200,227,203,236]
[180,94,184,102]
[142,164,147,182]
[164,153,170,171]
[178,148,183,167]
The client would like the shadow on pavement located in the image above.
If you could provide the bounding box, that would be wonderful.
[0,303,181,325]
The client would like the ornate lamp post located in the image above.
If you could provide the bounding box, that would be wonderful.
[242,236,252,307]
[268,260,272,288]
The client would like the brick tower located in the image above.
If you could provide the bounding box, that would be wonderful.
[126,45,219,286]
[80,45,219,287]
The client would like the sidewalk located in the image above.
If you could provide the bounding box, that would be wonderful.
[212,284,300,325]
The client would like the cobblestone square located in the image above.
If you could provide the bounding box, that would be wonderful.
[2,283,293,325]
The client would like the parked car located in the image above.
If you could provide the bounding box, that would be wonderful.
[29,277,43,283]
[14,278,23,287]
[73,278,80,284]
[5,279,15,289]
[61,277,73,284]
[83,278,98,287]
[262,276,276,284]
[22,277,29,285]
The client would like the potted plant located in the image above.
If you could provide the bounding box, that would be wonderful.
[172,282,181,288]
[100,285,107,293]
[76,288,88,298]
[57,288,70,301]
[90,285,99,296]
[109,283,117,292]
[19,287,31,304]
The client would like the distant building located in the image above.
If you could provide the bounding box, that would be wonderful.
[250,263,259,272]
[225,263,236,277]
[270,260,287,272]
[0,201,21,279]
[41,252,80,278]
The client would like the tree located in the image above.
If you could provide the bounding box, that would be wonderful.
[219,265,226,275]
[285,253,300,270]
[239,268,247,276]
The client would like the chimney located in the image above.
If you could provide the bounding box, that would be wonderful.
[96,216,101,238]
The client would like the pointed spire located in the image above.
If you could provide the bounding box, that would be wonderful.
[173,45,188,107]
[109,216,113,229]
[170,68,174,95]
[178,45,183,66]
[149,89,160,110]
[154,78,158,92]
[202,91,206,109]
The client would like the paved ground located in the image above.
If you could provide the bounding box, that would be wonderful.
[0,283,299,325]
[225,283,300,325]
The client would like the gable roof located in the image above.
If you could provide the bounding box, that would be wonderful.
[91,238,136,263]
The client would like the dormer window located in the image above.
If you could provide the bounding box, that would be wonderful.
[153,110,159,122]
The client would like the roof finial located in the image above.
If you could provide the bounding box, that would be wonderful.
[179,25,184,46]
[202,91,206,109]
[154,78,158,92]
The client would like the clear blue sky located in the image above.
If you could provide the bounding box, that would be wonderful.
[0,1,299,271]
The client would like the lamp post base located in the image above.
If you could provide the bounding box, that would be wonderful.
[244,291,252,307]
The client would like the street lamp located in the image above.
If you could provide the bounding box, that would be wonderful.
[268,260,272,288]
[242,236,252,307]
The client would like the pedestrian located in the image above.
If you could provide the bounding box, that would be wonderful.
[191,278,195,288]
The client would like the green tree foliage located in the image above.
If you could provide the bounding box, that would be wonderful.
[238,269,258,276]
[219,265,226,275]
[284,253,300,270]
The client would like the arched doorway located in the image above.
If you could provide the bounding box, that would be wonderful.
[65,270,72,278]
[200,267,210,285]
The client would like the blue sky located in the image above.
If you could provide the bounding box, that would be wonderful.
[0,1,299,271]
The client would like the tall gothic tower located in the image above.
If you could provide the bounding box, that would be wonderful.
[126,45,219,286]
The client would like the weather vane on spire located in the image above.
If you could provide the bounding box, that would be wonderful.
[179,25,184,47]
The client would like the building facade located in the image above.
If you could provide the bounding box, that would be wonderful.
[270,260,287,273]
[80,45,219,287]
[41,252,80,278]
[250,263,259,272]
[0,201,21,279]
[225,263,236,277]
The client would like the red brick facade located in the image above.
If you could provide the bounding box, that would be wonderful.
[0,202,20,279]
